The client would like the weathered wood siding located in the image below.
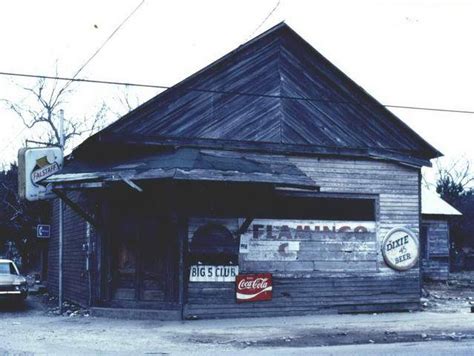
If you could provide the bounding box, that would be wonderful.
[47,193,90,307]
[185,156,421,319]
[185,275,420,318]
[421,218,450,281]
[291,156,421,265]
[99,23,440,165]
[49,155,422,317]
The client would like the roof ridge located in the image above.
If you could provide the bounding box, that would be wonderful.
[76,23,441,167]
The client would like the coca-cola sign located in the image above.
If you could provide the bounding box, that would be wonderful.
[236,274,272,302]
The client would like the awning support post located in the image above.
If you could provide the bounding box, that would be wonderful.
[58,109,65,314]
[177,215,188,320]
[58,198,63,314]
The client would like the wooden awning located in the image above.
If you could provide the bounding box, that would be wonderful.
[45,148,318,190]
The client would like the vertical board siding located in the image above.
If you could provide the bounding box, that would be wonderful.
[184,156,421,319]
[422,258,449,281]
[47,193,89,306]
[424,219,450,256]
[422,219,450,281]
[47,199,59,296]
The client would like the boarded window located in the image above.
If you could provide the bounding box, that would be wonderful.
[189,223,238,265]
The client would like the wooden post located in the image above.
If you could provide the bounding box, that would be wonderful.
[177,215,188,319]
[58,198,63,313]
[135,219,142,301]
[418,169,423,300]
[100,198,112,304]
[58,109,64,314]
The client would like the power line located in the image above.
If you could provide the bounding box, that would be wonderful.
[0,70,473,116]
[248,0,281,40]
[0,71,168,90]
[63,0,146,90]
[0,1,147,155]
[383,104,474,115]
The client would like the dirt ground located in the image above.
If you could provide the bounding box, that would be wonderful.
[422,271,474,313]
[1,272,474,355]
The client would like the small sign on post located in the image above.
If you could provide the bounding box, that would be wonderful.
[37,224,51,239]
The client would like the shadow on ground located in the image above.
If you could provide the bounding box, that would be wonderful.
[0,298,34,313]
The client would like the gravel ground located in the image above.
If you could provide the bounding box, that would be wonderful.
[1,295,474,355]
[422,272,474,313]
[1,273,474,355]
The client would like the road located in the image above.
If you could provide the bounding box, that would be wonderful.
[254,340,474,356]
[1,296,474,355]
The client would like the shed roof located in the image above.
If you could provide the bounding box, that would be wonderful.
[46,147,318,190]
[79,22,441,167]
[422,187,462,216]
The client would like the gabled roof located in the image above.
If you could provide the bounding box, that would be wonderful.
[422,187,462,216]
[81,22,441,167]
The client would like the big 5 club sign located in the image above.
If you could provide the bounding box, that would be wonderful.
[236,273,272,303]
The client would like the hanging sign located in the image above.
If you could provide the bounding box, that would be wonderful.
[382,227,419,271]
[18,147,63,201]
[189,265,239,282]
[236,273,272,302]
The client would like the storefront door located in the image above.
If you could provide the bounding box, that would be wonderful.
[108,209,179,308]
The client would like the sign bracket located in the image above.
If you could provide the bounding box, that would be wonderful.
[53,189,100,228]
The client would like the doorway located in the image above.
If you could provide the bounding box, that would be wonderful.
[108,209,179,308]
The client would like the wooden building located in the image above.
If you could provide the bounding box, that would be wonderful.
[421,188,461,281]
[46,23,442,319]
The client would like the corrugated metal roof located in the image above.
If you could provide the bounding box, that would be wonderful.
[422,187,462,216]
[79,22,441,167]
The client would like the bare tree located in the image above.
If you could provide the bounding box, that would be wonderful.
[111,85,144,118]
[1,75,108,149]
[0,75,112,270]
[435,158,474,201]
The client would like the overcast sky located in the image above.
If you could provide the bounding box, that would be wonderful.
[0,0,473,186]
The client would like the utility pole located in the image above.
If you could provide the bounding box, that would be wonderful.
[58,109,64,314]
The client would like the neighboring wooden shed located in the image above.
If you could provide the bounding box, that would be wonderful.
[45,23,442,319]
[421,188,462,281]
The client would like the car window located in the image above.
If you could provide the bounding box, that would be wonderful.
[0,262,18,275]
[10,263,18,275]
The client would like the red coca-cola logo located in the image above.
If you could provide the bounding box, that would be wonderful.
[236,274,272,303]
[237,277,269,290]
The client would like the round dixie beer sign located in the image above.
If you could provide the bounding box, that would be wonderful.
[382,227,419,271]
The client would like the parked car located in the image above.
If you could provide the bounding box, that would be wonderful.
[0,259,28,302]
